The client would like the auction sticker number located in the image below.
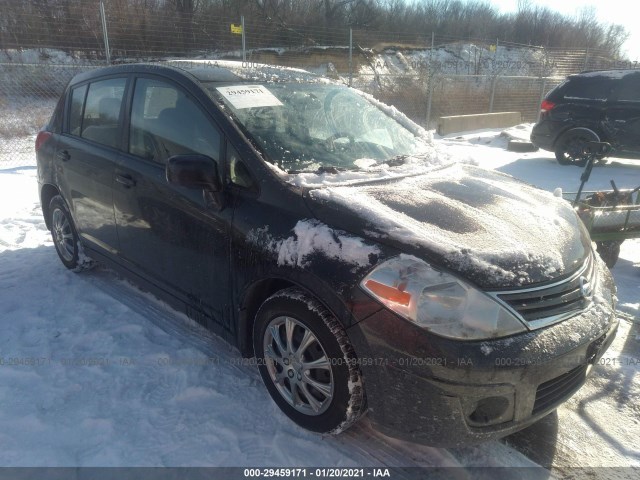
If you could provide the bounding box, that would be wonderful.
[217,85,283,109]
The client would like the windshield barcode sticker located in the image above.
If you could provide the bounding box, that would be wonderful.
[216,85,283,109]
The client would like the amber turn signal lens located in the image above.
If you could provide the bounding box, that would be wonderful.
[364,279,411,306]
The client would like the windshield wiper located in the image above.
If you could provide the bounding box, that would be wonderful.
[378,152,428,166]
[381,154,409,166]
[287,166,355,174]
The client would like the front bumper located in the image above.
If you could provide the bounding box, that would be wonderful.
[346,258,618,447]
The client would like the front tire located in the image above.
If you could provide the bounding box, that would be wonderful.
[49,195,94,271]
[253,287,365,434]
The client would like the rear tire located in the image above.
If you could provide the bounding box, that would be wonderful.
[555,129,600,166]
[253,287,365,434]
[49,195,94,272]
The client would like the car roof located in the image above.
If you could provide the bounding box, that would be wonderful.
[571,69,640,80]
[69,60,323,86]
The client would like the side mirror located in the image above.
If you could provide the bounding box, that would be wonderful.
[166,154,221,192]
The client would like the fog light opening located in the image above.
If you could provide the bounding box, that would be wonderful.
[468,396,511,426]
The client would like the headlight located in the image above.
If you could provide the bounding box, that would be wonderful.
[360,255,527,340]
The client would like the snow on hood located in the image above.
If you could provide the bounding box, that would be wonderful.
[248,219,380,269]
[307,163,591,288]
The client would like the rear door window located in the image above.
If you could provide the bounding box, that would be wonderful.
[80,78,127,148]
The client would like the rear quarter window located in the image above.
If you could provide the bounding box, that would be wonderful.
[561,77,614,102]
[80,78,127,148]
[68,84,88,136]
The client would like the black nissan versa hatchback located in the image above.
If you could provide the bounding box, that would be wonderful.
[531,69,640,165]
[36,61,618,447]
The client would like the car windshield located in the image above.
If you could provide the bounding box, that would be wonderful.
[206,82,429,172]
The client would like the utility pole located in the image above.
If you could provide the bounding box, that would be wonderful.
[241,15,246,62]
[348,28,353,87]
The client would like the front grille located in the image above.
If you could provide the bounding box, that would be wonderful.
[494,254,595,326]
[532,365,588,415]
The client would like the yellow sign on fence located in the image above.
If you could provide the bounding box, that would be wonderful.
[230,24,243,34]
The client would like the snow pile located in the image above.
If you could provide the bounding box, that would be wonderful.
[355,44,551,79]
[500,124,534,143]
[0,49,82,65]
[248,219,380,269]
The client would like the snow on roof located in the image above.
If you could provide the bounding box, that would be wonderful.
[167,59,322,83]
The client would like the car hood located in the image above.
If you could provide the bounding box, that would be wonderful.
[303,163,592,289]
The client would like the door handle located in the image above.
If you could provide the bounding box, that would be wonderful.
[614,119,627,124]
[115,174,137,188]
[56,150,70,162]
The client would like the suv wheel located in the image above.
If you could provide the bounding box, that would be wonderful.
[555,128,600,166]
[49,195,94,271]
[253,287,365,433]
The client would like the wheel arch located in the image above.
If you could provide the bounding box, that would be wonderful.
[236,275,355,358]
[552,126,602,149]
[40,183,61,230]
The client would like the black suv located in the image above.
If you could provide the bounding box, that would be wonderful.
[36,61,617,447]
[531,69,640,165]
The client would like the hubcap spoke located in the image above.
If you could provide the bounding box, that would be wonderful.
[265,345,284,365]
[269,325,287,356]
[302,355,331,371]
[284,317,295,355]
[273,370,287,385]
[300,382,323,413]
[291,382,302,406]
[295,329,315,358]
[302,373,332,398]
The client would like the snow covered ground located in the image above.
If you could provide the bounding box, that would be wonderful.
[0,127,638,477]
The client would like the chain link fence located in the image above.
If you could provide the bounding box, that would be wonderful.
[1,3,632,169]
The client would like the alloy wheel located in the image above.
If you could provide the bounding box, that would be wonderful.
[52,208,75,262]
[263,316,334,416]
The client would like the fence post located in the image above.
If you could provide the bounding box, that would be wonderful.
[430,31,434,60]
[348,28,353,87]
[99,1,111,65]
[583,48,589,70]
[489,76,497,113]
[241,15,246,62]
[426,75,434,129]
